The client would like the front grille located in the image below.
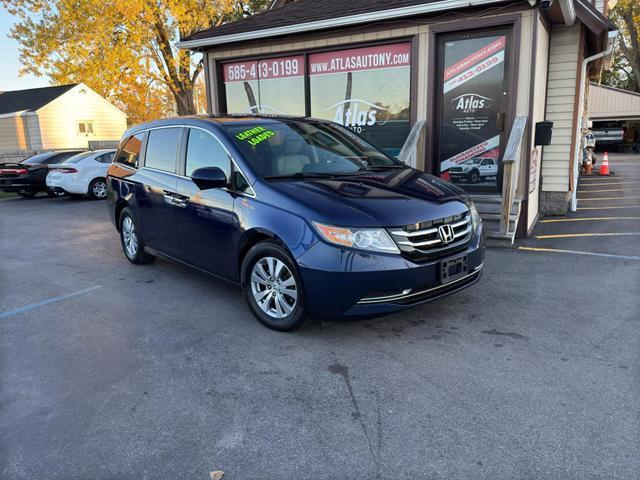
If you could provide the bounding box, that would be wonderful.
[388,211,472,261]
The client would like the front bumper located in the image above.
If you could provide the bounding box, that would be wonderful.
[296,223,485,319]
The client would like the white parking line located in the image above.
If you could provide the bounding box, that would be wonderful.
[518,247,640,261]
[0,285,102,320]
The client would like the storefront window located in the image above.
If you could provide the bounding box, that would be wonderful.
[309,43,412,156]
[222,55,305,115]
[436,34,508,191]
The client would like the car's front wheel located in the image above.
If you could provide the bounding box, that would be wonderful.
[468,170,481,183]
[119,208,155,265]
[242,241,309,331]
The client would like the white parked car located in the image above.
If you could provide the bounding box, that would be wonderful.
[449,157,498,183]
[46,149,115,199]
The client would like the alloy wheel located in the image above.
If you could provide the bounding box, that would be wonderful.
[92,180,107,198]
[250,257,298,319]
[122,216,138,258]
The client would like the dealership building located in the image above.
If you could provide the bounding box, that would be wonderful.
[178,0,617,243]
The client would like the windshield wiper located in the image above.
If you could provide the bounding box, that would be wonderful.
[360,164,409,171]
[264,171,361,180]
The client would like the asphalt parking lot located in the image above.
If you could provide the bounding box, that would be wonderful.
[1,170,639,479]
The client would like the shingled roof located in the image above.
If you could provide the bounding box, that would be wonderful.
[0,84,78,115]
[182,0,444,43]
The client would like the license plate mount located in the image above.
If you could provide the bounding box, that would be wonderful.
[440,254,468,284]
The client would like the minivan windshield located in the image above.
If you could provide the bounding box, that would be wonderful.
[223,120,404,179]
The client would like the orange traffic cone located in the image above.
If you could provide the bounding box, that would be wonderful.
[599,152,610,175]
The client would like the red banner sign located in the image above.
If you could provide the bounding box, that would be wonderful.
[308,43,411,76]
[443,36,505,81]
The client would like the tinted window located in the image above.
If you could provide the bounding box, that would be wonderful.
[232,170,254,196]
[115,133,144,168]
[145,128,180,173]
[49,151,83,163]
[96,152,115,164]
[64,151,95,164]
[186,129,230,178]
[21,152,55,164]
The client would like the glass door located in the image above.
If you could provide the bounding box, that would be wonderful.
[434,28,511,193]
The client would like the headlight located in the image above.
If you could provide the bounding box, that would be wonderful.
[469,201,481,231]
[313,222,400,254]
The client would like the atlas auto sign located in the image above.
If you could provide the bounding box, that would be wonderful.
[309,43,411,132]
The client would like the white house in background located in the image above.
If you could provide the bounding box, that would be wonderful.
[0,83,127,152]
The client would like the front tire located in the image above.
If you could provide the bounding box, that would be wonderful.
[468,170,480,183]
[119,208,155,265]
[242,241,309,331]
[47,188,65,197]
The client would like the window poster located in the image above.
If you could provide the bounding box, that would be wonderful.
[309,43,412,156]
[223,55,306,116]
[438,35,507,189]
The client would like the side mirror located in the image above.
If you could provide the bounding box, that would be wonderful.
[191,166,227,190]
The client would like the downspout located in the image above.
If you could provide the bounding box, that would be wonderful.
[557,0,576,25]
[570,29,618,212]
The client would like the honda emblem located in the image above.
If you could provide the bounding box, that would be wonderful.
[438,224,455,244]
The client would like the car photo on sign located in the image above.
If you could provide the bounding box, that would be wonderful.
[449,157,499,185]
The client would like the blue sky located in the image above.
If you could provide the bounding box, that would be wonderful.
[0,9,49,91]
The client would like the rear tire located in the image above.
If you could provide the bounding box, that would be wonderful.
[47,188,65,197]
[241,240,309,331]
[88,178,108,200]
[17,190,37,198]
[119,207,155,265]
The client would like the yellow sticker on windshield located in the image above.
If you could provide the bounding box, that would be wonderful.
[235,126,276,146]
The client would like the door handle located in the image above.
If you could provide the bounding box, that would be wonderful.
[163,191,188,208]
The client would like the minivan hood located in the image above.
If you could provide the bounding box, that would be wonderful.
[265,168,470,227]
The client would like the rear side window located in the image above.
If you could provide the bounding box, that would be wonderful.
[145,128,181,173]
[96,152,115,164]
[64,151,95,164]
[185,128,230,178]
[115,133,144,168]
[21,152,54,164]
[46,152,82,164]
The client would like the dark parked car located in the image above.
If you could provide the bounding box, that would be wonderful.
[107,116,484,330]
[0,150,84,197]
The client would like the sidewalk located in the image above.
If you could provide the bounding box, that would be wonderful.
[517,152,640,260]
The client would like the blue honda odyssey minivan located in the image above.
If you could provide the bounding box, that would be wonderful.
[107,116,484,330]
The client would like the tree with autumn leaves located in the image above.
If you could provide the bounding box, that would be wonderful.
[2,0,270,123]
[601,0,640,93]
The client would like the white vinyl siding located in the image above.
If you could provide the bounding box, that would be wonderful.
[541,24,580,193]
[35,84,127,150]
[526,16,550,230]
[0,116,26,150]
[588,83,640,120]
